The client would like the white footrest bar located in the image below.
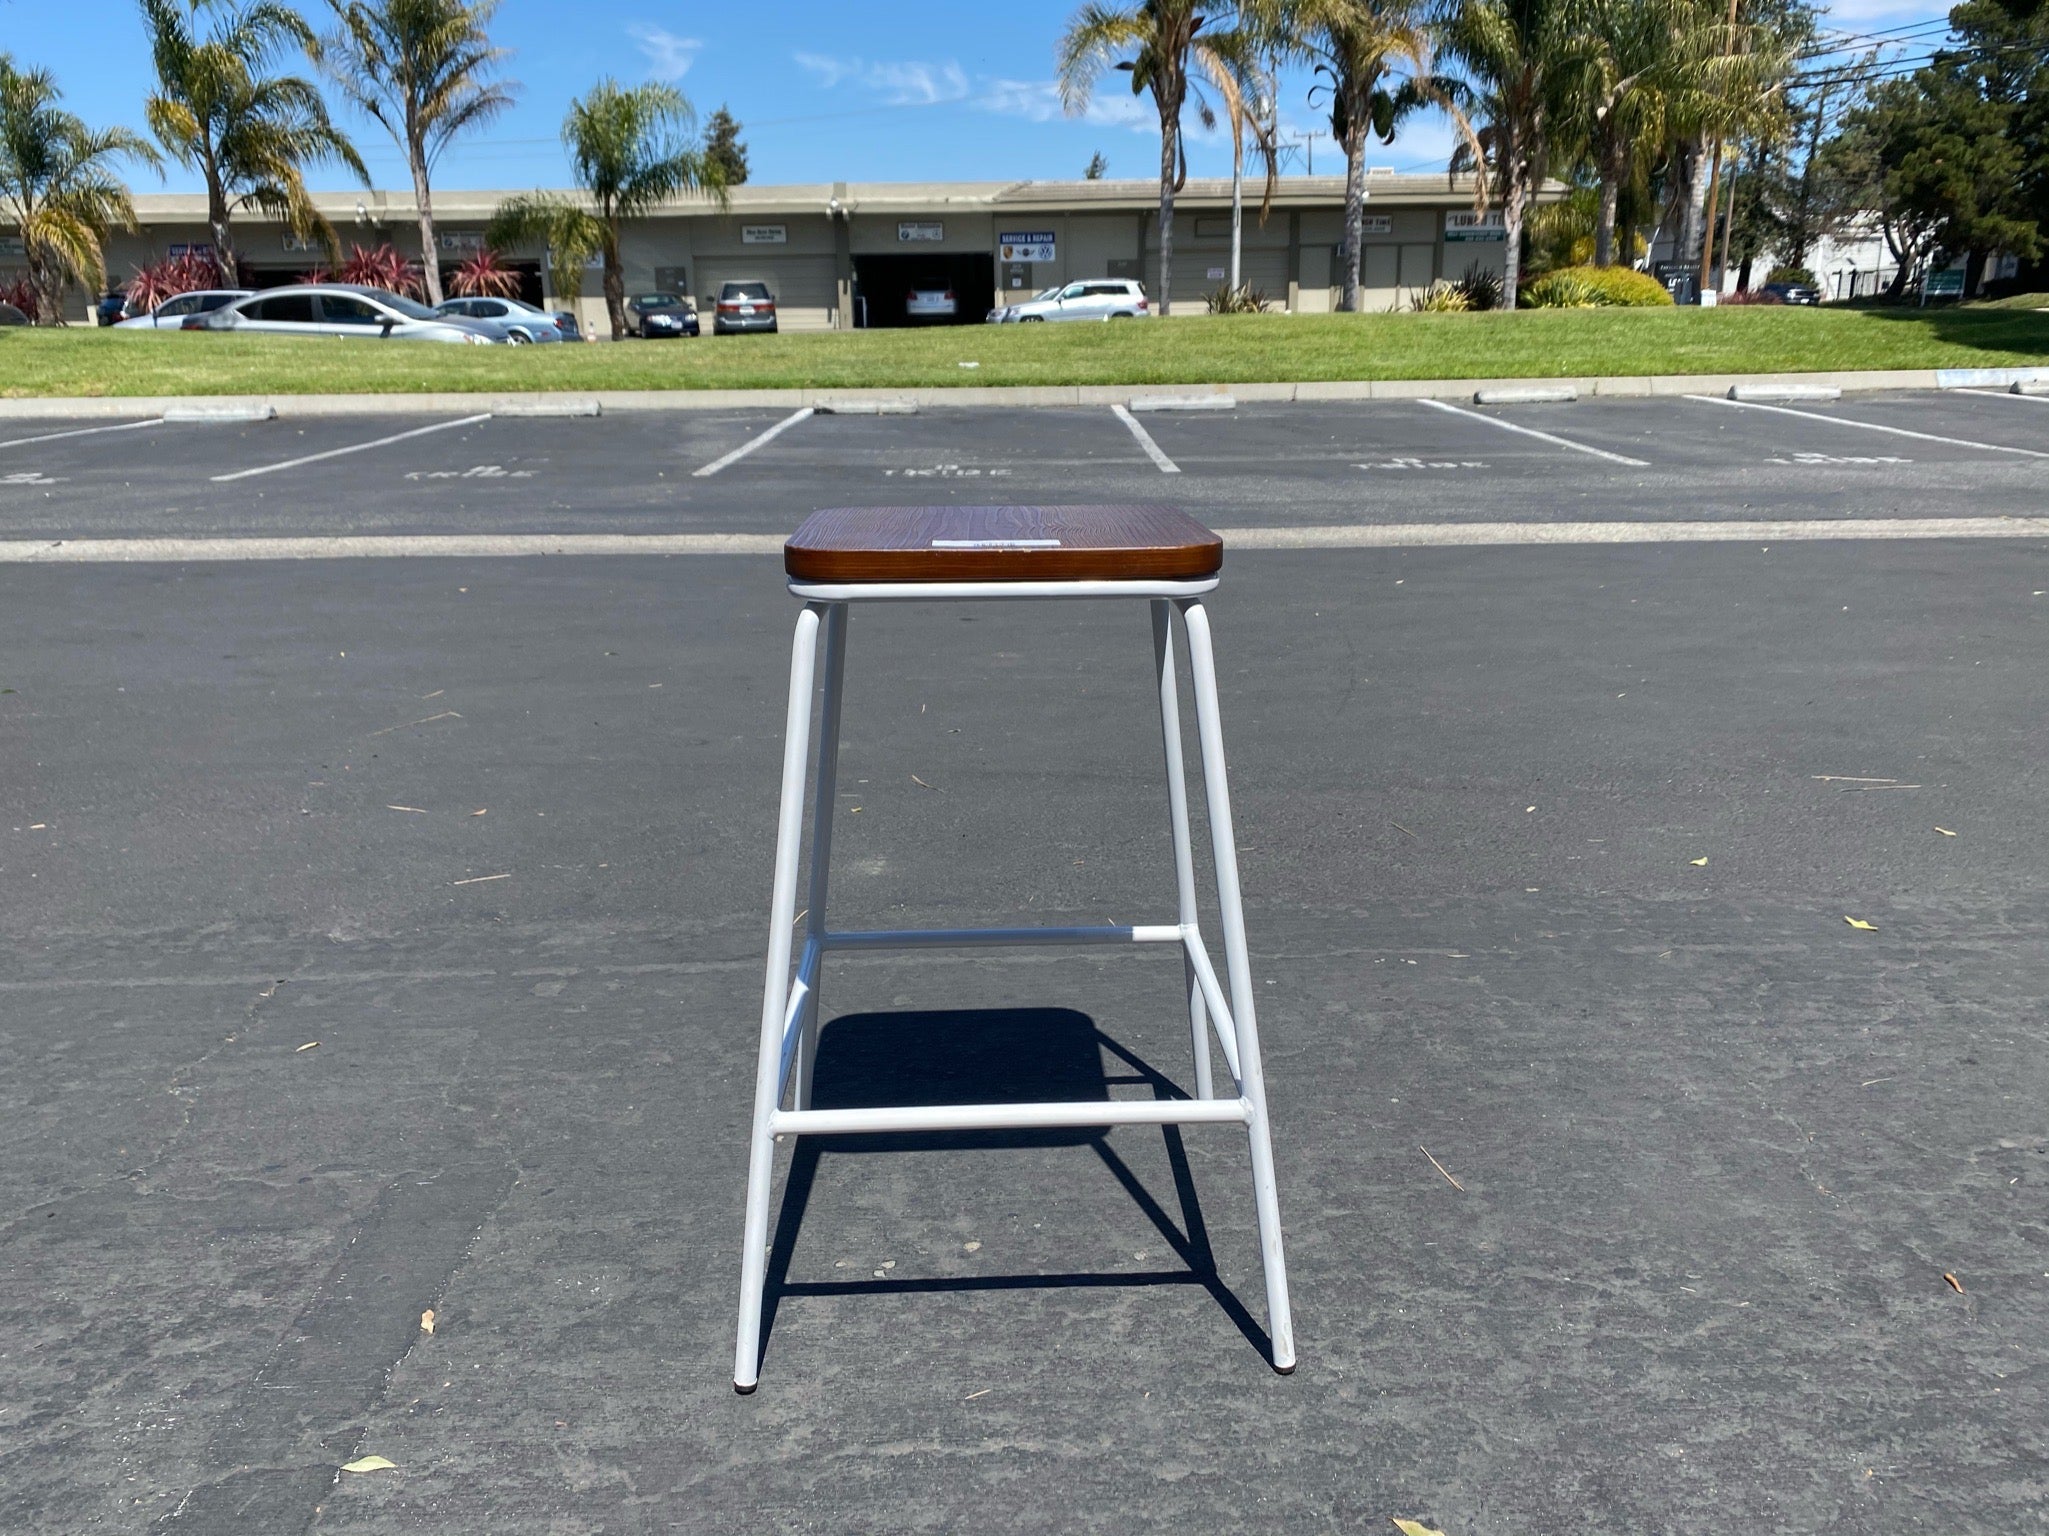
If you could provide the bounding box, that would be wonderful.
[771,1097,1252,1137]
[823,923,1183,951]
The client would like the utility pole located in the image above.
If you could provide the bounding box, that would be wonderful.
[1698,0,1743,301]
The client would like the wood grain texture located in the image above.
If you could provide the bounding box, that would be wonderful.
[784,505,1224,584]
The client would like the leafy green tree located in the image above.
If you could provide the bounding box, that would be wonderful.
[142,0,367,285]
[1274,0,1440,310]
[0,55,158,322]
[1058,1,1269,313]
[317,0,517,304]
[1437,0,1582,306]
[489,79,726,340]
[702,104,747,186]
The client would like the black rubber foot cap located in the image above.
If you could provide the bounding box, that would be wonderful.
[1273,1362,1297,1375]
[733,1381,757,1395]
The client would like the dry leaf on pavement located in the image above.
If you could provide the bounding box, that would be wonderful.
[1392,1520,1449,1536]
[341,1456,396,1473]
[1845,917,1878,931]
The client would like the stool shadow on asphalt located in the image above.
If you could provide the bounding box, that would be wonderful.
[756,1007,1273,1364]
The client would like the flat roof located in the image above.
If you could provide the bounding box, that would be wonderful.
[127,173,1514,224]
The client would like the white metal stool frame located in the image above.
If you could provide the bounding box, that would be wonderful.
[733,573,1296,1390]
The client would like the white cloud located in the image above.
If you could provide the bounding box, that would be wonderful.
[796,53,970,106]
[629,25,702,82]
[979,76,1155,133]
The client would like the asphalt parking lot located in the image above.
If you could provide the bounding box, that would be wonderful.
[3,391,2048,1535]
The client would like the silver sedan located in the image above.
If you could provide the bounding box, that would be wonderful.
[432,296,564,343]
[189,285,498,343]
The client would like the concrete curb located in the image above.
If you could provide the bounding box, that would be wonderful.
[2,365,2045,420]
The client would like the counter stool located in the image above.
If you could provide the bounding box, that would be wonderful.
[733,505,1295,1391]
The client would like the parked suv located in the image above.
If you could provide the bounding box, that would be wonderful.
[989,278,1150,323]
[712,280,777,335]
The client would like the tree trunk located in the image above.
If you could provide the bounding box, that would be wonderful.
[412,147,443,306]
[1340,124,1366,312]
[602,217,626,340]
[1498,122,1527,310]
[1674,136,1709,268]
[1595,174,1619,268]
[25,237,65,326]
[1156,110,1177,317]
[207,170,237,288]
[1737,253,1753,291]
[1229,116,1243,295]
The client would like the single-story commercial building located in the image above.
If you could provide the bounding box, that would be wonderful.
[66,173,1525,329]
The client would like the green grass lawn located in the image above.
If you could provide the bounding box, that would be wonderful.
[4,305,2047,397]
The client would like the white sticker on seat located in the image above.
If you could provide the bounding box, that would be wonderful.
[930,538,1063,549]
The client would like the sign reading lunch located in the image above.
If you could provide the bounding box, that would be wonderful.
[1445,210,1507,241]
[999,231,1057,264]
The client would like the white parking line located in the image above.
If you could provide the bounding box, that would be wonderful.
[1111,403,1181,472]
[1686,394,2049,457]
[692,407,815,477]
[1957,386,2049,407]
[211,414,493,482]
[1416,397,1650,466]
[0,418,167,450]
[6,518,2046,562]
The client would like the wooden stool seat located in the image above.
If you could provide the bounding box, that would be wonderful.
[785,504,1224,585]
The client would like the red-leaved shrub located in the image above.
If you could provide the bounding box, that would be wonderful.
[336,242,424,297]
[449,247,521,299]
[126,251,225,313]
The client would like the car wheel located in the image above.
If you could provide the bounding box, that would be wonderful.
[507,330,532,344]
[1021,315,1045,322]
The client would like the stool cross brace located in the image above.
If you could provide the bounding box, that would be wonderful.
[734,585,1295,1390]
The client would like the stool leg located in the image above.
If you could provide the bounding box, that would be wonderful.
[1152,600,1212,1101]
[1180,598,1297,1374]
[794,602,848,1114]
[735,602,824,1393]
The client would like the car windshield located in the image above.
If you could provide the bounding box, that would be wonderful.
[722,282,771,300]
[354,289,438,320]
[634,294,682,307]
[1030,287,1060,302]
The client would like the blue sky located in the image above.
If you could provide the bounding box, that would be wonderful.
[8,0,1956,195]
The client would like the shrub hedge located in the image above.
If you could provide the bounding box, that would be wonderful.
[1523,264,1676,308]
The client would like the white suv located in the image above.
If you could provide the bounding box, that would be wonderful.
[989,279,1150,323]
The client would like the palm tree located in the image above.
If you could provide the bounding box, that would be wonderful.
[488,80,724,341]
[1436,0,1581,307]
[316,0,516,305]
[1274,0,1442,310]
[142,0,367,285]
[0,55,159,323]
[1059,2,1265,315]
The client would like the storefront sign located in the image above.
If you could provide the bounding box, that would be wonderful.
[1207,267,1227,281]
[742,224,787,244]
[1360,215,1392,236]
[898,221,944,242]
[1444,211,1506,241]
[0,235,25,257]
[999,231,1056,263]
[168,242,215,258]
[438,230,484,253]
[281,232,319,252]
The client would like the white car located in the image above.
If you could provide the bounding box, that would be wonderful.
[905,286,957,320]
[432,296,563,343]
[115,289,252,329]
[190,284,497,343]
[988,279,1151,322]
